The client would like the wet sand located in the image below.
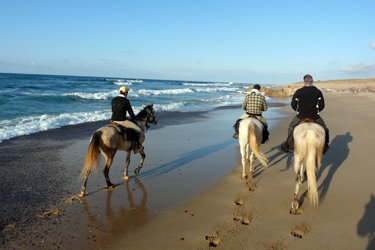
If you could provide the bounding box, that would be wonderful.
[1,80,375,249]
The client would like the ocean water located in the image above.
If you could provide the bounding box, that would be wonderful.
[0,73,273,142]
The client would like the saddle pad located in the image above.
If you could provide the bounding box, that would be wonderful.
[106,124,138,142]
[298,118,316,125]
[106,124,124,134]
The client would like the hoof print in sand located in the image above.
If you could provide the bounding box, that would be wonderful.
[291,229,305,238]
[289,207,304,215]
[233,215,242,221]
[246,181,257,191]
[206,235,220,247]
[234,198,244,205]
[242,217,251,225]
[291,222,311,238]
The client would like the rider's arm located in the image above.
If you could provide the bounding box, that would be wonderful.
[262,96,268,112]
[242,95,248,111]
[125,99,135,119]
[318,93,325,111]
[291,92,299,111]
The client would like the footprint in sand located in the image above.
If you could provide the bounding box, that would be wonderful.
[246,180,257,191]
[242,217,251,225]
[291,222,311,238]
[205,235,221,247]
[234,198,244,205]
[289,207,304,215]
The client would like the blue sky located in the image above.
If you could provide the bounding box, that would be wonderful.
[1,0,374,85]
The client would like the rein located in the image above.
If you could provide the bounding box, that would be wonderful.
[135,106,156,132]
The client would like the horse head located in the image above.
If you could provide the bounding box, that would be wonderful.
[142,104,157,125]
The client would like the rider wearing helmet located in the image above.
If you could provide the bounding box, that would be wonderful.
[111,86,144,153]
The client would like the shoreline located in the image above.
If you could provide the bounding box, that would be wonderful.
[0,99,287,248]
[1,86,375,249]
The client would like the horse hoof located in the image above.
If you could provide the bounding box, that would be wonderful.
[291,201,299,209]
[134,168,140,175]
[241,175,248,180]
[79,191,85,198]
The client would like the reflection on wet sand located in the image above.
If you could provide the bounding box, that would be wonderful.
[82,179,150,249]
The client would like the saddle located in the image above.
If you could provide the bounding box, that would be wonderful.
[298,118,316,125]
[107,122,138,143]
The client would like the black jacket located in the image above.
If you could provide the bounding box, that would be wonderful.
[111,95,135,121]
[291,86,325,120]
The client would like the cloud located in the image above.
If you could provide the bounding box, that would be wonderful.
[340,62,375,74]
[30,62,35,66]
[370,43,375,49]
[327,60,339,66]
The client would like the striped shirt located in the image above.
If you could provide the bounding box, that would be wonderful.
[242,92,268,115]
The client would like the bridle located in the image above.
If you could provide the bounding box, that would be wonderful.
[137,106,156,132]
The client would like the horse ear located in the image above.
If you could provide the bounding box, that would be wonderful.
[142,104,146,108]
[151,104,153,107]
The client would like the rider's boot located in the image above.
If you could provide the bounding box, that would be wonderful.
[323,129,329,154]
[261,125,270,144]
[232,119,241,139]
[133,133,144,154]
[281,129,294,153]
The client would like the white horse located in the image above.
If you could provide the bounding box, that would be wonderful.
[291,122,325,209]
[238,118,268,179]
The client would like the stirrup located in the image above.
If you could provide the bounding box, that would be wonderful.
[281,141,293,153]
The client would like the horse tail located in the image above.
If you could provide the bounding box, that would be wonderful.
[80,131,102,179]
[248,121,268,169]
[305,130,319,207]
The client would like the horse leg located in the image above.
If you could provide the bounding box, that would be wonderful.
[103,150,116,188]
[249,151,255,179]
[79,175,89,197]
[240,144,247,179]
[124,150,131,180]
[292,154,303,209]
[245,144,250,162]
[135,147,146,175]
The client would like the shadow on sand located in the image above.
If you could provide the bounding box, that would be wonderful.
[135,139,236,180]
[318,132,352,204]
[358,194,375,250]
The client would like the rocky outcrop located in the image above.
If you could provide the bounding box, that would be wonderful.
[244,85,375,97]
[261,87,295,97]
[244,87,296,97]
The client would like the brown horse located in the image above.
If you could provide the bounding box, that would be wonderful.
[79,104,157,197]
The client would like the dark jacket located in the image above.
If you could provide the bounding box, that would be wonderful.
[111,95,135,121]
[291,86,325,120]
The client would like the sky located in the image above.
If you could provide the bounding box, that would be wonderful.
[1,0,375,85]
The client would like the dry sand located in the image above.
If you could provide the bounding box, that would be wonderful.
[1,79,375,249]
[111,91,375,250]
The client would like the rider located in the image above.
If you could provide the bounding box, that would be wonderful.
[281,74,329,154]
[233,84,270,143]
[111,86,144,153]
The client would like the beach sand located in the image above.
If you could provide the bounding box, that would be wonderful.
[1,80,375,249]
[110,92,375,250]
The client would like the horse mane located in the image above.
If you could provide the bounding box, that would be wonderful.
[135,105,150,120]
